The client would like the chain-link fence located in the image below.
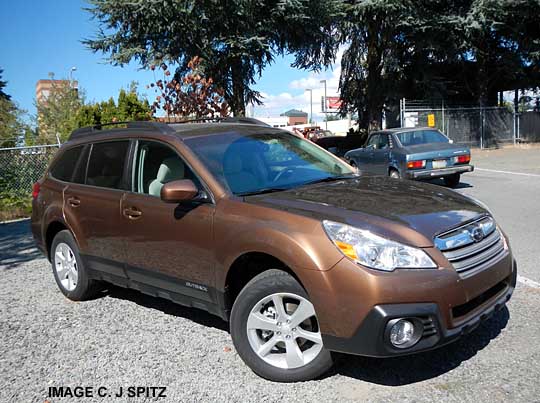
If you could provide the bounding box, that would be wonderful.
[400,100,518,148]
[0,144,59,198]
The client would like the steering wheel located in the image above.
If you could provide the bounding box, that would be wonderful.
[273,168,296,183]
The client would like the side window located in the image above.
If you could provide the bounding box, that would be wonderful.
[133,140,197,197]
[86,141,130,189]
[378,134,389,150]
[367,135,379,149]
[50,146,84,182]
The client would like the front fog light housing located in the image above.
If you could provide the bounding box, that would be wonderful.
[388,319,422,348]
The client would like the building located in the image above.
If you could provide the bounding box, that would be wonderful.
[280,109,308,125]
[256,116,289,128]
[35,79,78,105]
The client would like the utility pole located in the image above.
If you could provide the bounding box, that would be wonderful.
[305,88,313,125]
[320,80,327,130]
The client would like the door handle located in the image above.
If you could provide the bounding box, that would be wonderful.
[67,197,80,207]
[123,207,142,219]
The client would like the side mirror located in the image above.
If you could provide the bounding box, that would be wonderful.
[161,179,199,203]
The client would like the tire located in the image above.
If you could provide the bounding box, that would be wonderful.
[443,173,461,188]
[230,269,333,382]
[389,168,400,179]
[51,230,99,301]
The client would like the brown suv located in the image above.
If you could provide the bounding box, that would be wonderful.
[32,121,516,382]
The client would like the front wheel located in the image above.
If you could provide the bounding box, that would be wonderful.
[444,173,461,188]
[230,270,333,382]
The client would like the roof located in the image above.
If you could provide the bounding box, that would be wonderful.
[374,127,437,134]
[280,109,308,117]
[67,119,278,142]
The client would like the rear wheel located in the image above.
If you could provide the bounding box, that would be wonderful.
[230,270,333,382]
[389,169,400,179]
[444,173,461,188]
[51,230,99,301]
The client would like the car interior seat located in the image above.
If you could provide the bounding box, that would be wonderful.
[148,157,185,197]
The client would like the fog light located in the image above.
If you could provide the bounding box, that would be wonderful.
[389,319,420,348]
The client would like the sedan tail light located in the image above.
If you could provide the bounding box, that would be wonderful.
[407,160,426,169]
[454,154,471,164]
[32,182,41,199]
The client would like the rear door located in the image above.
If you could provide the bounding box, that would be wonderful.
[63,140,130,280]
[120,139,217,303]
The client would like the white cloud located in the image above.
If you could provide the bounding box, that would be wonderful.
[253,48,345,121]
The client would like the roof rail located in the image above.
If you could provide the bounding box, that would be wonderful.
[69,121,176,140]
[167,116,270,126]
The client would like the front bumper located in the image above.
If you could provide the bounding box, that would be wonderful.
[406,164,474,180]
[321,260,516,357]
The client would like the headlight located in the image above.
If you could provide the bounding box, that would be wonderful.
[322,220,437,271]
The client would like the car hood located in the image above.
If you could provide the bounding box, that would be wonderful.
[244,175,487,247]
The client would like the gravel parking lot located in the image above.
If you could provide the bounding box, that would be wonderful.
[1,146,540,403]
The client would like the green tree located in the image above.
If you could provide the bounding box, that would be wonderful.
[84,0,340,116]
[75,84,152,127]
[0,69,27,147]
[36,79,82,143]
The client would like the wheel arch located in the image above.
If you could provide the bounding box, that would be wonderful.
[222,251,312,318]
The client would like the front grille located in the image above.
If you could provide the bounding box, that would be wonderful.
[435,216,507,277]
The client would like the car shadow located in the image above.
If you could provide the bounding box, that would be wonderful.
[104,283,508,386]
[0,219,44,269]
[427,178,473,189]
[327,306,509,385]
[103,285,229,332]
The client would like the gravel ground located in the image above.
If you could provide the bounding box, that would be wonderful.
[1,147,540,403]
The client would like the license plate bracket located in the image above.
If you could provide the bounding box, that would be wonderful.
[432,159,447,169]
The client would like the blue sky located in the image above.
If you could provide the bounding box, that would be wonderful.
[0,0,340,122]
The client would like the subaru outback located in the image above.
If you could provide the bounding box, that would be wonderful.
[32,121,516,382]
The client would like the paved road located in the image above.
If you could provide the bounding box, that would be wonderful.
[454,146,540,284]
[1,146,539,402]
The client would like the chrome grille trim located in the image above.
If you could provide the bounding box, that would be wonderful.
[435,216,507,276]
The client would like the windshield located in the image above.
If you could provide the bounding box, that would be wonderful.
[184,130,356,195]
[396,130,449,146]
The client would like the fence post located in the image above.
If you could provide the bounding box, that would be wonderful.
[480,107,484,149]
[400,98,404,128]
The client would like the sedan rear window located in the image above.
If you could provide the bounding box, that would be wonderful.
[396,130,448,146]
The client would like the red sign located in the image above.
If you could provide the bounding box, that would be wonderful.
[326,96,342,110]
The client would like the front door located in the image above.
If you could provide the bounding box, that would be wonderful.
[370,134,391,174]
[120,139,216,303]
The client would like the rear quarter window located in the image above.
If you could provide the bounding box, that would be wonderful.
[49,146,84,182]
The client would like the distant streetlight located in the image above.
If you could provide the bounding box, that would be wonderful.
[69,67,77,87]
[305,88,313,125]
[320,79,327,130]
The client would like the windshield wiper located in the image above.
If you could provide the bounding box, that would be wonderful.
[300,174,359,187]
[237,187,290,196]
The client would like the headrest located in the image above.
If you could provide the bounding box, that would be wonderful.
[156,157,184,183]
